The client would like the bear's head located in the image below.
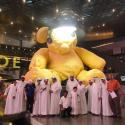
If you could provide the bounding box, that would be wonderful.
[36,26,77,54]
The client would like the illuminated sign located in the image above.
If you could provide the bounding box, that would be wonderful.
[0,55,20,68]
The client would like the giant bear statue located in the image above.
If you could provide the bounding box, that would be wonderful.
[25,26,106,84]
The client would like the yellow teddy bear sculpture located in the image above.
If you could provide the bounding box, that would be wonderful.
[25,26,106,83]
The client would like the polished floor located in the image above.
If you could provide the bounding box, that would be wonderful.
[34,109,125,125]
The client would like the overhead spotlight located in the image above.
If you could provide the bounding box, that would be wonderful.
[112,8,116,13]
[18,30,22,33]
[102,23,105,27]
[10,21,14,25]
[0,8,2,12]
[36,27,39,30]
[4,32,7,35]
[22,0,26,3]
[88,0,91,3]
[81,17,84,20]
[31,16,35,21]
[56,8,59,13]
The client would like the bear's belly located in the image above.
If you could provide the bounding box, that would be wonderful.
[48,50,84,80]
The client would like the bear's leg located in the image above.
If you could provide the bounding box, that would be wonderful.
[77,69,105,85]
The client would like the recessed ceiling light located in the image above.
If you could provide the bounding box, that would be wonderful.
[36,27,39,30]
[31,16,35,21]
[88,0,91,3]
[81,17,84,20]
[22,0,26,3]
[4,32,7,35]
[102,23,105,27]
[0,8,2,12]
[10,21,14,25]
[112,8,116,13]
[56,8,59,13]
[18,30,22,33]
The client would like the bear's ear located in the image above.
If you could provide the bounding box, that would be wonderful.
[36,27,49,44]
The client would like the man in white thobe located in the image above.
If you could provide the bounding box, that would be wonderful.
[4,81,17,115]
[91,78,102,115]
[101,78,113,116]
[87,80,93,112]
[66,76,78,95]
[50,77,62,115]
[15,76,26,113]
[32,78,42,116]
[78,81,88,114]
[39,78,50,116]
[71,86,79,115]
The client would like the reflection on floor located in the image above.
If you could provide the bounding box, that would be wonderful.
[34,109,125,125]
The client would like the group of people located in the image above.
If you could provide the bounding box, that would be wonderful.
[4,74,121,118]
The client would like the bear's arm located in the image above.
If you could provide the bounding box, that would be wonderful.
[75,47,106,70]
[29,48,48,70]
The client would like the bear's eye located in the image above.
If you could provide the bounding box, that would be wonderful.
[71,32,75,37]
[47,38,52,44]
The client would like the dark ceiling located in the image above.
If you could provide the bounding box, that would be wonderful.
[0,0,125,41]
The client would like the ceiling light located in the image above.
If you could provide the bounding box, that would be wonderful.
[22,0,26,3]
[18,30,22,33]
[112,8,116,13]
[88,0,91,3]
[10,21,14,25]
[0,8,2,12]
[4,32,7,35]
[56,8,59,13]
[102,23,105,27]
[36,27,39,30]
[81,17,84,20]
[31,16,35,21]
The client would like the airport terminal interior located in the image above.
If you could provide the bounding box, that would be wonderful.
[0,0,125,125]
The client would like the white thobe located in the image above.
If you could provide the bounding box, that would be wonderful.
[78,84,88,114]
[101,81,113,116]
[39,81,50,115]
[32,84,41,115]
[87,85,93,112]
[15,81,26,113]
[66,79,78,95]
[50,81,62,115]
[4,84,17,115]
[71,90,79,115]
[91,79,102,115]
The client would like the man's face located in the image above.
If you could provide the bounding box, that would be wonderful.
[89,80,93,85]
[21,77,25,81]
[70,76,74,81]
[79,81,82,85]
[64,92,68,97]
[13,81,16,86]
[101,79,106,84]
[108,74,114,80]
[52,78,57,83]
[44,79,48,84]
